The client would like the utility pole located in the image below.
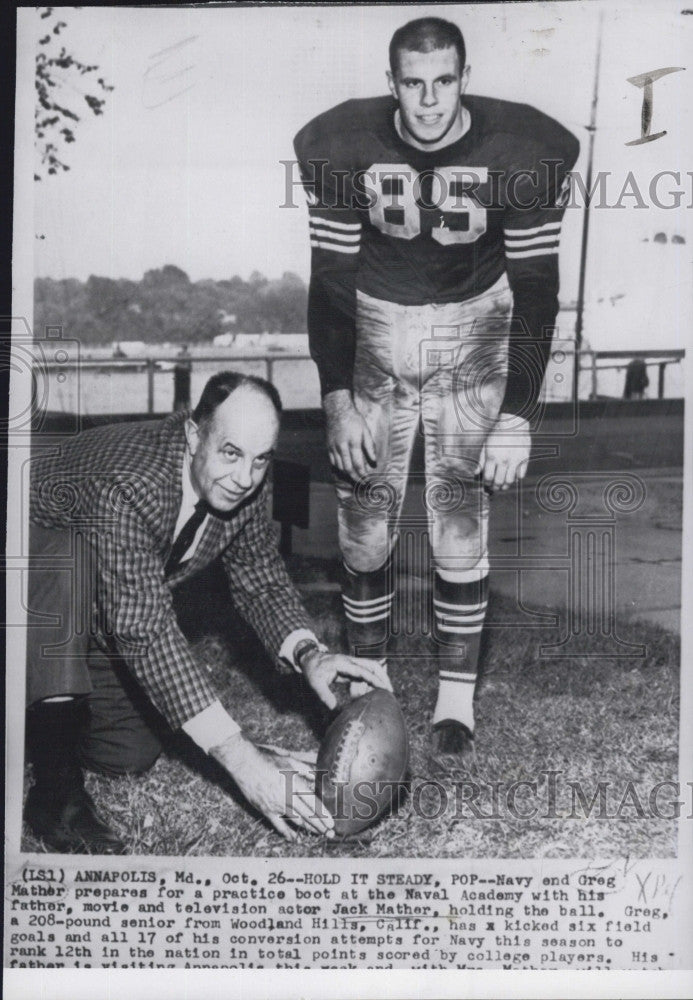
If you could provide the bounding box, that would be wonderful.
[573,10,604,403]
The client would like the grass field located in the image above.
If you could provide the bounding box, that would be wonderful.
[22,554,680,859]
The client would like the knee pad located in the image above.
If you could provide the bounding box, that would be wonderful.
[338,511,394,573]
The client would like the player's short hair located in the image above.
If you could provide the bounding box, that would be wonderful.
[389,17,466,75]
[192,370,282,432]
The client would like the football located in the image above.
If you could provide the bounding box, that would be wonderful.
[316,689,409,837]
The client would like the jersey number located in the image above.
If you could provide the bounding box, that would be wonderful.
[367,164,488,245]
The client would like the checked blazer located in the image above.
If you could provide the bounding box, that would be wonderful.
[29,411,312,729]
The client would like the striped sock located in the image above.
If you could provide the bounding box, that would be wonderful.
[342,560,394,659]
[432,572,489,732]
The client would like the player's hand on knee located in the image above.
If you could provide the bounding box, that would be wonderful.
[479,413,531,492]
[323,389,376,481]
[301,650,393,710]
[209,732,334,840]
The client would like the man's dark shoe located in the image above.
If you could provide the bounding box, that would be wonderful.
[24,784,126,854]
[25,696,126,854]
[430,719,474,772]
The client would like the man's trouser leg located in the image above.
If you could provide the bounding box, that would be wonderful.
[25,525,162,851]
[78,637,164,777]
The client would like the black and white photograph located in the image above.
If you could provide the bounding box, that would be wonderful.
[5,1,693,994]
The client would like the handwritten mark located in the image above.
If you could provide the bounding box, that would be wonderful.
[667,874,682,913]
[625,66,685,145]
[143,35,198,109]
[636,870,655,903]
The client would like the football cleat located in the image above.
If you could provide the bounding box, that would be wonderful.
[430,719,474,772]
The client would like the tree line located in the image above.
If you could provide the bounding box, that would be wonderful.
[34,266,309,345]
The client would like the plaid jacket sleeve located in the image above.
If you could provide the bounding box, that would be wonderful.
[94,507,218,731]
[220,486,312,659]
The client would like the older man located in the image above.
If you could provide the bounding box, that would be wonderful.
[25,370,388,852]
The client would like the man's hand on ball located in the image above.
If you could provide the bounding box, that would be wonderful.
[301,649,393,711]
[479,412,531,492]
[323,389,376,481]
[209,732,334,840]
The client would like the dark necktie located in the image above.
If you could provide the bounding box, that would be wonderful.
[165,499,207,577]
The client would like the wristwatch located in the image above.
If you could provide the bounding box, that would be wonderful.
[293,638,325,671]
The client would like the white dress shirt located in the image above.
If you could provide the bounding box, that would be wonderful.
[177,453,321,752]
[172,451,210,564]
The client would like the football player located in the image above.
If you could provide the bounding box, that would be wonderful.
[294,16,579,761]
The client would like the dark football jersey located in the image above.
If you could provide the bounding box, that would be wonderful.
[294,94,580,416]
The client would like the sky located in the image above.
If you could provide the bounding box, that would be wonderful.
[17,1,693,351]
